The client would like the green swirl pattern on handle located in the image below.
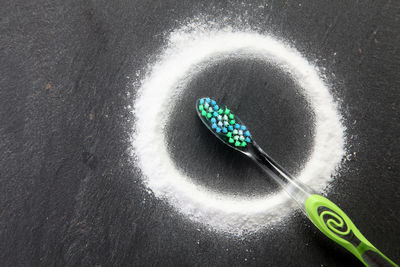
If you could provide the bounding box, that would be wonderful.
[305,195,398,267]
[319,209,350,236]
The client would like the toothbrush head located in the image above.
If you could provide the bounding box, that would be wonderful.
[196,97,252,152]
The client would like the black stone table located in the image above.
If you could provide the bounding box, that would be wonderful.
[1,0,399,266]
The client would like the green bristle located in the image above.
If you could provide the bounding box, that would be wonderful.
[197,98,252,150]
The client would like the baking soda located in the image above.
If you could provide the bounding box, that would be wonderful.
[132,24,345,235]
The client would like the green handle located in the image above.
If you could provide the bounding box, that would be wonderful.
[305,195,398,267]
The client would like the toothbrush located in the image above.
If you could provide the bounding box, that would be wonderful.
[196,97,398,267]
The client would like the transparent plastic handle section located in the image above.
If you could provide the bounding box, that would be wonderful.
[247,142,314,214]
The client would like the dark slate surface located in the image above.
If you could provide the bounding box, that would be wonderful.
[1,0,399,266]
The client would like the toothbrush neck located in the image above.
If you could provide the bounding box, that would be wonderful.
[248,141,315,210]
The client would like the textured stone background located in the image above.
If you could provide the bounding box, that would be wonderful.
[1,0,399,266]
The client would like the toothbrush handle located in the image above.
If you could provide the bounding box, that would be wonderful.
[305,195,398,267]
[249,142,398,267]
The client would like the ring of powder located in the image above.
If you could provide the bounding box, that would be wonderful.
[133,29,345,235]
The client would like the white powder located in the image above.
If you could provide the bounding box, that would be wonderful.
[132,24,345,235]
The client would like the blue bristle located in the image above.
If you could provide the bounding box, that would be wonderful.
[205,98,211,103]
[222,127,228,133]
[212,123,217,129]
[211,118,216,123]
[214,105,219,111]
[244,130,250,136]
[234,123,240,129]
[200,99,204,105]
[211,100,216,106]
[245,137,251,143]
[241,125,246,130]
[216,127,221,133]
[228,125,233,131]
[213,112,219,117]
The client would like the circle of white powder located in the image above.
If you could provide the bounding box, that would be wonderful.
[132,27,345,235]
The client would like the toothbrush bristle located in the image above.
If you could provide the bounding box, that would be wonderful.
[197,97,252,148]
